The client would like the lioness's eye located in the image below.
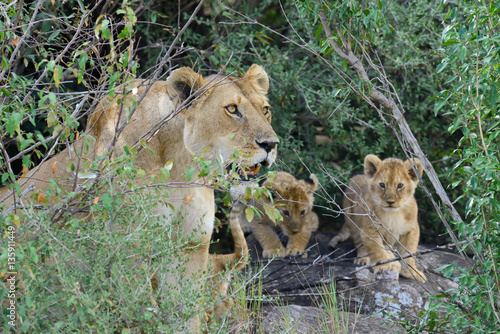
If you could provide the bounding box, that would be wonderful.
[225,105,239,115]
[283,210,290,216]
[379,183,386,189]
[300,210,306,216]
[262,106,270,115]
[397,183,404,190]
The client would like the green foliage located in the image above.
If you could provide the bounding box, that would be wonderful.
[0,2,228,332]
[405,1,500,332]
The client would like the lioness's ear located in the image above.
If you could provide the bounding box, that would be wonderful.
[302,174,318,192]
[245,64,269,94]
[364,155,382,178]
[404,158,424,183]
[166,67,206,103]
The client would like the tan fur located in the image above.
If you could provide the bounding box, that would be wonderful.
[206,201,248,321]
[0,64,278,331]
[241,172,319,258]
[329,155,426,283]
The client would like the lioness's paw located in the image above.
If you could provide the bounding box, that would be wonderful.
[285,247,306,257]
[401,267,427,283]
[262,248,285,258]
[354,256,371,265]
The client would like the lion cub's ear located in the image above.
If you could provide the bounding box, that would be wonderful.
[404,158,424,183]
[245,64,270,95]
[166,67,207,104]
[364,154,382,178]
[302,174,318,192]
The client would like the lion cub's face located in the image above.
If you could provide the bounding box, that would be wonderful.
[265,172,318,236]
[364,155,423,210]
[166,65,279,178]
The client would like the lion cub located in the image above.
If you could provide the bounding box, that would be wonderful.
[329,155,426,283]
[241,172,319,258]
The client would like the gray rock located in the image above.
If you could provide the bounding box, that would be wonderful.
[241,231,469,332]
[259,305,403,333]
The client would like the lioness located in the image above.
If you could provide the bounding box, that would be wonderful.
[241,172,319,258]
[329,155,426,283]
[0,64,278,330]
[206,201,248,321]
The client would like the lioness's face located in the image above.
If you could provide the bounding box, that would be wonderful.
[170,65,279,179]
[364,155,423,210]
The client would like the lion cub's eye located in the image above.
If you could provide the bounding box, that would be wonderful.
[262,106,270,115]
[379,183,386,190]
[282,210,290,217]
[300,210,306,216]
[397,183,405,190]
[225,105,240,116]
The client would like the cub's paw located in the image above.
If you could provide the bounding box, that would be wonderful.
[373,261,400,274]
[286,247,306,258]
[354,256,371,265]
[328,237,340,248]
[262,248,285,258]
[401,267,427,283]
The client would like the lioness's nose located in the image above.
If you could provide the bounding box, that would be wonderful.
[257,140,278,153]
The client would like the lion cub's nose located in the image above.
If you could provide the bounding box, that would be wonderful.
[256,140,278,153]
[386,199,396,205]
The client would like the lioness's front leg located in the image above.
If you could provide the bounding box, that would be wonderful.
[252,223,285,258]
[398,229,426,283]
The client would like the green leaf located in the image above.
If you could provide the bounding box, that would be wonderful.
[263,204,281,224]
[488,85,498,106]
[101,19,110,39]
[48,30,60,41]
[469,175,478,190]
[245,186,252,199]
[30,246,39,264]
[20,138,35,150]
[164,160,174,171]
[118,25,131,39]
[139,139,154,155]
[66,162,75,173]
[434,99,447,116]
[5,112,22,135]
[102,193,113,210]
[457,45,466,62]
[47,60,55,71]
[435,264,455,277]
[436,61,448,73]
[245,207,255,223]
[53,65,63,87]
[78,52,88,69]
[186,168,195,182]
